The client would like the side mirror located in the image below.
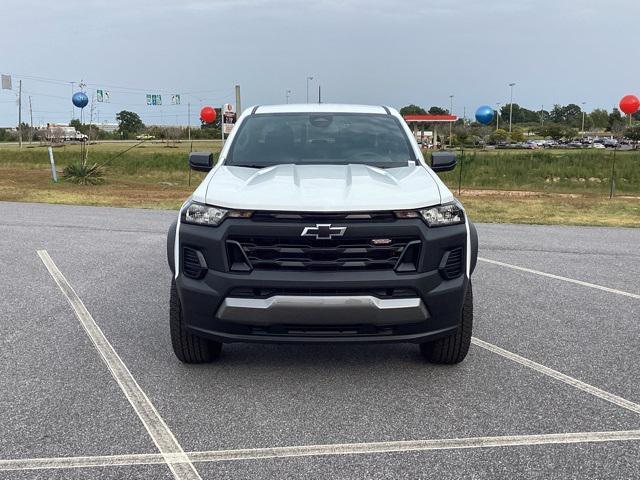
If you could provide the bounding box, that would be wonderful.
[430,151,457,172]
[189,152,214,172]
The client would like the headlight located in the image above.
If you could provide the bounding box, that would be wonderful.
[394,203,465,227]
[419,203,464,227]
[182,202,252,226]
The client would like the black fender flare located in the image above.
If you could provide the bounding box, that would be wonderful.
[468,221,478,275]
[167,218,178,274]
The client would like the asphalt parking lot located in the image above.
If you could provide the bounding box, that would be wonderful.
[1,201,639,479]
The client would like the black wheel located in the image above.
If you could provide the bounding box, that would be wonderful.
[170,279,222,363]
[420,281,473,364]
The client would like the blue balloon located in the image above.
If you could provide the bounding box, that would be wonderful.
[475,105,494,125]
[72,91,89,109]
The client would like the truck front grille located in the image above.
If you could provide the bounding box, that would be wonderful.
[227,236,420,271]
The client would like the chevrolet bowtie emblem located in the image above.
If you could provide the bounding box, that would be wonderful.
[301,224,347,240]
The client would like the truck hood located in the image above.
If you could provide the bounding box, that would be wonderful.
[203,164,443,212]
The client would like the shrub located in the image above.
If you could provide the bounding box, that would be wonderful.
[63,161,105,185]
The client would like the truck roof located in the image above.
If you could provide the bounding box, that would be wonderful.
[253,104,391,115]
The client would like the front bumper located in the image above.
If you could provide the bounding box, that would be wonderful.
[172,217,471,344]
[216,295,429,326]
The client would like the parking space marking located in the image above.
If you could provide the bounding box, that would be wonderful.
[2,429,640,472]
[0,453,165,472]
[478,257,640,299]
[37,250,202,480]
[472,337,640,415]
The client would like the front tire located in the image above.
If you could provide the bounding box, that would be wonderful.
[170,279,222,363]
[420,281,473,364]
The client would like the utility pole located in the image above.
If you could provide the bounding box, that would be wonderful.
[70,81,75,120]
[508,82,516,133]
[187,103,191,146]
[17,80,22,149]
[449,95,454,147]
[581,102,586,137]
[496,102,501,130]
[286,90,291,104]
[235,85,241,116]
[306,76,313,103]
[318,85,321,103]
[29,96,33,144]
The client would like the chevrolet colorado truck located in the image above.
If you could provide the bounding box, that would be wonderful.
[167,104,478,364]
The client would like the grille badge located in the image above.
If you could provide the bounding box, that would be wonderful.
[371,238,392,246]
[301,224,347,240]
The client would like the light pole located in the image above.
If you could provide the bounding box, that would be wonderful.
[286,90,291,104]
[581,102,586,137]
[496,102,501,130]
[508,83,516,133]
[449,95,454,147]
[540,104,544,126]
[306,76,314,103]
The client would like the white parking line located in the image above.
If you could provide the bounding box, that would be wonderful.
[2,429,640,472]
[37,250,201,480]
[478,257,640,299]
[472,337,640,415]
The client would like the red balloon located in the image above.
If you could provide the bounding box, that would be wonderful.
[619,95,640,115]
[200,106,217,124]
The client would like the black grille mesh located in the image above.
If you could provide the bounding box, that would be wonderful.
[228,236,419,271]
[440,247,464,279]
[183,247,206,279]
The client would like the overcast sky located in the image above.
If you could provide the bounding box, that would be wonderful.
[1,0,639,126]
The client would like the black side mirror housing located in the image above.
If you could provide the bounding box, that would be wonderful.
[189,152,214,172]
[430,151,457,172]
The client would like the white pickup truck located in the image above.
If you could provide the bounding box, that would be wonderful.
[44,125,88,142]
[167,104,478,364]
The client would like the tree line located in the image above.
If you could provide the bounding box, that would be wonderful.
[400,103,640,144]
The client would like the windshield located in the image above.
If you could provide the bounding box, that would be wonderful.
[225,113,415,168]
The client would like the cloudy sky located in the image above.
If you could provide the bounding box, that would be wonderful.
[1,0,638,126]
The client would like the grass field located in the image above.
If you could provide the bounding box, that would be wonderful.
[438,148,640,195]
[0,142,637,226]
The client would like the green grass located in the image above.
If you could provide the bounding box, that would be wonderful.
[0,143,638,226]
[437,149,640,194]
[2,144,636,194]
[0,141,222,177]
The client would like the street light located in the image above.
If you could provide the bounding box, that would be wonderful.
[508,83,516,133]
[286,90,292,104]
[581,102,586,136]
[449,95,454,147]
[496,102,501,130]
[306,76,314,103]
